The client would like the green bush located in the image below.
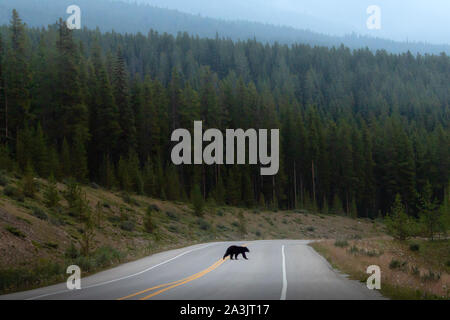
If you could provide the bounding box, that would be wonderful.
[65,243,80,259]
[144,207,157,234]
[197,218,211,231]
[334,240,349,248]
[0,260,64,294]
[31,207,48,221]
[94,246,122,268]
[389,259,407,270]
[0,174,7,186]
[306,226,315,232]
[3,185,24,201]
[43,242,58,250]
[409,243,420,252]
[421,270,441,282]
[148,204,161,212]
[165,211,179,221]
[120,220,135,232]
[5,226,26,239]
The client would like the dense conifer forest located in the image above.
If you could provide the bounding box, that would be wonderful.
[0,10,449,219]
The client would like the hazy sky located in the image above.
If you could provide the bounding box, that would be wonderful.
[129,0,450,44]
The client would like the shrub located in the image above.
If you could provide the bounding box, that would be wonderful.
[44,242,58,250]
[238,211,247,234]
[21,164,36,198]
[306,226,315,232]
[121,192,139,206]
[255,230,261,237]
[217,224,228,231]
[144,208,156,234]
[0,174,7,186]
[197,218,211,231]
[389,259,407,270]
[120,220,135,232]
[409,243,420,252]
[410,265,420,276]
[166,211,179,221]
[334,240,349,248]
[148,204,161,212]
[421,270,441,282]
[31,207,48,221]
[94,246,122,268]
[5,226,26,238]
[65,243,80,259]
[3,185,23,201]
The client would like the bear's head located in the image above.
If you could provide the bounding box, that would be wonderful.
[244,247,250,253]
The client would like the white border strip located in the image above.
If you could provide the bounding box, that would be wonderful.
[280,245,287,300]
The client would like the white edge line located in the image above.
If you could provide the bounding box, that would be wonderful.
[280,245,287,300]
[26,243,216,300]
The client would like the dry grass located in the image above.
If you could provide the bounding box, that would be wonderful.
[311,238,450,300]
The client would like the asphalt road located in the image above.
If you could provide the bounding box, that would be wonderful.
[0,240,385,300]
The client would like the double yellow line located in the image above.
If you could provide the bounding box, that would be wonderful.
[118,244,248,300]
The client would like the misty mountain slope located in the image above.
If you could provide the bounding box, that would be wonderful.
[132,0,450,44]
[1,0,449,55]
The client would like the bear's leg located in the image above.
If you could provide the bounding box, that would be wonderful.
[230,254,234,260]
[234,254,238,260]
[242,252,248,260]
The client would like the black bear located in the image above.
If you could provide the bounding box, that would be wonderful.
[223,246,250,260]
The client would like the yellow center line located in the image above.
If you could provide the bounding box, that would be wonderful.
[117,243,248,300]
[117,259,224,300]
[139,258,228,300]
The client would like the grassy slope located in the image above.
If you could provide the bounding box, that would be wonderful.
[311,238,450,299]
[0,173,385,294]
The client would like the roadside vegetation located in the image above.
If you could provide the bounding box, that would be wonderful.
[311,187,450,300]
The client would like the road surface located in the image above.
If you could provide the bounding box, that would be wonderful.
[0,240,385,300]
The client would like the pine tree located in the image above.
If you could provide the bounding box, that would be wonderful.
[385,194,415,240]
[71,131,88,183]
[55,19,88,146]
[4,10,31,137]
[419,182,442,240]
[113,47,136,154]
[142,157,155,197]
[32,123,49,177]
[21,162,35,198]
[191,184,205,217]
[44,175,60,208]
[60,138,71,178]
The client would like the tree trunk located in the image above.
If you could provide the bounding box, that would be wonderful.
[312,160,316,206]
[293,161,297,209]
